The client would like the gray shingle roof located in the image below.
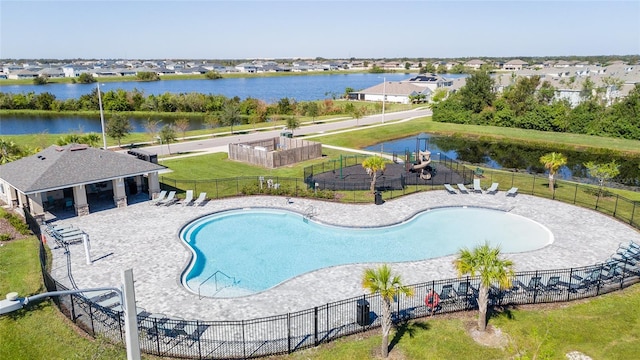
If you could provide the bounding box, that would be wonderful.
[0,144,165,194]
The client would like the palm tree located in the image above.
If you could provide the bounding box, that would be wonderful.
[362,264,414,358]
[362,155,388,193]
[453,242,514,332]
[539,152,567,192]
[0,139,24,164]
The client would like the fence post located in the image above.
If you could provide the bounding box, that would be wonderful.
[511,172,515,188]
[532,175,536,195]
[567,268,574,301]
[596,264,603,295]
[154,317,160,354]
[314,306,318,346]
[613,195,619,217]
[70,294,77,322]
[242,320,246,359]
[573,184,578,204]
[631,202,637,226]
[287,313,292,354]
[533,270,539,304]
[196,320,202,359]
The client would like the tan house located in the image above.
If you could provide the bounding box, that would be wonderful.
[0,144,165,221]
[503,59,529,71]
[464,59,485,70]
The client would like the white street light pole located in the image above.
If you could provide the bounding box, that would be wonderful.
[97,82,107,150]
[382,77,386,124]
[0,269,141,360]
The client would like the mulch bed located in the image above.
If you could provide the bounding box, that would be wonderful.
[0,216,31,242]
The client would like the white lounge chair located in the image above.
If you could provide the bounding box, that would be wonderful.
[473,178,483,193]
[158,191,177,206]
[486,182,499,194]
[182,190,194,206]
[506,187,519,197]
[457,183,469,194]
[149,190,167,205]
[444,183,457,194]
[193,192,207,206]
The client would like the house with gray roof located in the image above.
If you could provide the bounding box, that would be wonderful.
[348,81,432,104]
[0,144,165,220]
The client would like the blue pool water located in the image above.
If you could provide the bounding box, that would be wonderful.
[180,207,553,297]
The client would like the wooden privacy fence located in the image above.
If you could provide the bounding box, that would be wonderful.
[228,137,322,168]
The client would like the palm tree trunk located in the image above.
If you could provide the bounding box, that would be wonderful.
[381,298,391,358]
[478,285,489,332]
[371,172,377,194]
[548,173,554,192]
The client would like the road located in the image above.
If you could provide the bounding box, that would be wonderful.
[137,107,432,157]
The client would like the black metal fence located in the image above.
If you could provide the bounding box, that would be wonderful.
[26,205,640,359]
[160,154,640,229]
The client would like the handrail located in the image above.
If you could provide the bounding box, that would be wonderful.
[304,205,316,218]
[197,270,237,299]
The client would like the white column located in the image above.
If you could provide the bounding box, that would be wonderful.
[148,172,160,199]
[122,269,141,360]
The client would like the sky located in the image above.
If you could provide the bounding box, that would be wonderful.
[1,0,639,60]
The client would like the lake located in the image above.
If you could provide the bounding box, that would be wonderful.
[0,72,435,101]
[1,72,465,134]
[364,134,640,186]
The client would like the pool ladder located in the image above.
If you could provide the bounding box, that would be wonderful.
[304,205,317,219]
[198,270,238,299]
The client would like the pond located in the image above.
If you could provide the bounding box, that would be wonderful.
[364,133,640,187]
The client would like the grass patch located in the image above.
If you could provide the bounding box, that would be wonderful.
[275,284,640,359]
[0,237,164,360]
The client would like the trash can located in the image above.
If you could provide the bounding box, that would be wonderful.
[356,299,370,326]
[374,191,384,205]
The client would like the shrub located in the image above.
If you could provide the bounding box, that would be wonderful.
[2,211,31,235]
[0,233,12,241]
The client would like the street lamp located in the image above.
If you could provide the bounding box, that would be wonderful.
[0,269,141,360]
[382,77,386,124]
[97,82,107,150]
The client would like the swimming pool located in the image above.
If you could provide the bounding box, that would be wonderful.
[180,207,553,297]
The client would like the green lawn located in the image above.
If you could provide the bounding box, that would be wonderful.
[274,284,640,360]
[0,237,127,359]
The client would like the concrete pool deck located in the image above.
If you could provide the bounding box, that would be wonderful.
[47,191,640,321]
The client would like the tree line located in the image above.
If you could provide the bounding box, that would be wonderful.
[0,88,363,118]
[432,71,640,140]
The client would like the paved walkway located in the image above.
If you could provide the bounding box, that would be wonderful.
[47,191,640,321]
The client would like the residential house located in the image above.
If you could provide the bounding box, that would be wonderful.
[408,74,454,91]
[348,81,432,104]
[464,59,485,70]
[235,63,258,73]
[503,59,529,71]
